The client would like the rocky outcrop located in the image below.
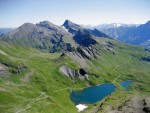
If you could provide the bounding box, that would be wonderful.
[0,59,27,75]
[59,66,89,80]
[0,63,10,77]
[104,95,150,113]
[66,41,115,67]
[76,47,91,60]
[59,66,77,78]
[66,45,95,68]
[66,51,89,68]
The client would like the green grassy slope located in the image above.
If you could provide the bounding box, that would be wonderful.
[0,38,150,113]
[0,41,79,113]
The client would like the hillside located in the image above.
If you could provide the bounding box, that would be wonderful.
[0,36,150,113]
[122,21,150,46]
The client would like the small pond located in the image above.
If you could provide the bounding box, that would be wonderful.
[120,80,133,91]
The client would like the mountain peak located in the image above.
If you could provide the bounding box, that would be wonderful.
[36,20,58,29]
[63,20,81,34]
[36,20,66,34]
[18,23,37,31]
[20,23,35,28]
[37,20,55,26]
[63,19,80,28]
[63,19,73,25]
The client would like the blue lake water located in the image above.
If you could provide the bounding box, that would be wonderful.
[70,83,116,104]
[120,80,133,91]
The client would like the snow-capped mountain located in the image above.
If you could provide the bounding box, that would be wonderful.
[84,23,139,30]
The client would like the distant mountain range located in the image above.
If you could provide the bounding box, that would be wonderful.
[122,21,150,46]
[84,23,139,30]
[85,21,150,46]
[0,28,13,35]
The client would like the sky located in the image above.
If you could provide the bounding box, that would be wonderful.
[0,0,150,28]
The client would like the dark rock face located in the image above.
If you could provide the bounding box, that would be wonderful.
[79,69,87,76]
[73,30,97,47]
[141,56,150,62]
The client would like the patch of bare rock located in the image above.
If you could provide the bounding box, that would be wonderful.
[107,95,150,113]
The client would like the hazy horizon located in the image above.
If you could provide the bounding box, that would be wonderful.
[0,0,150,28]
